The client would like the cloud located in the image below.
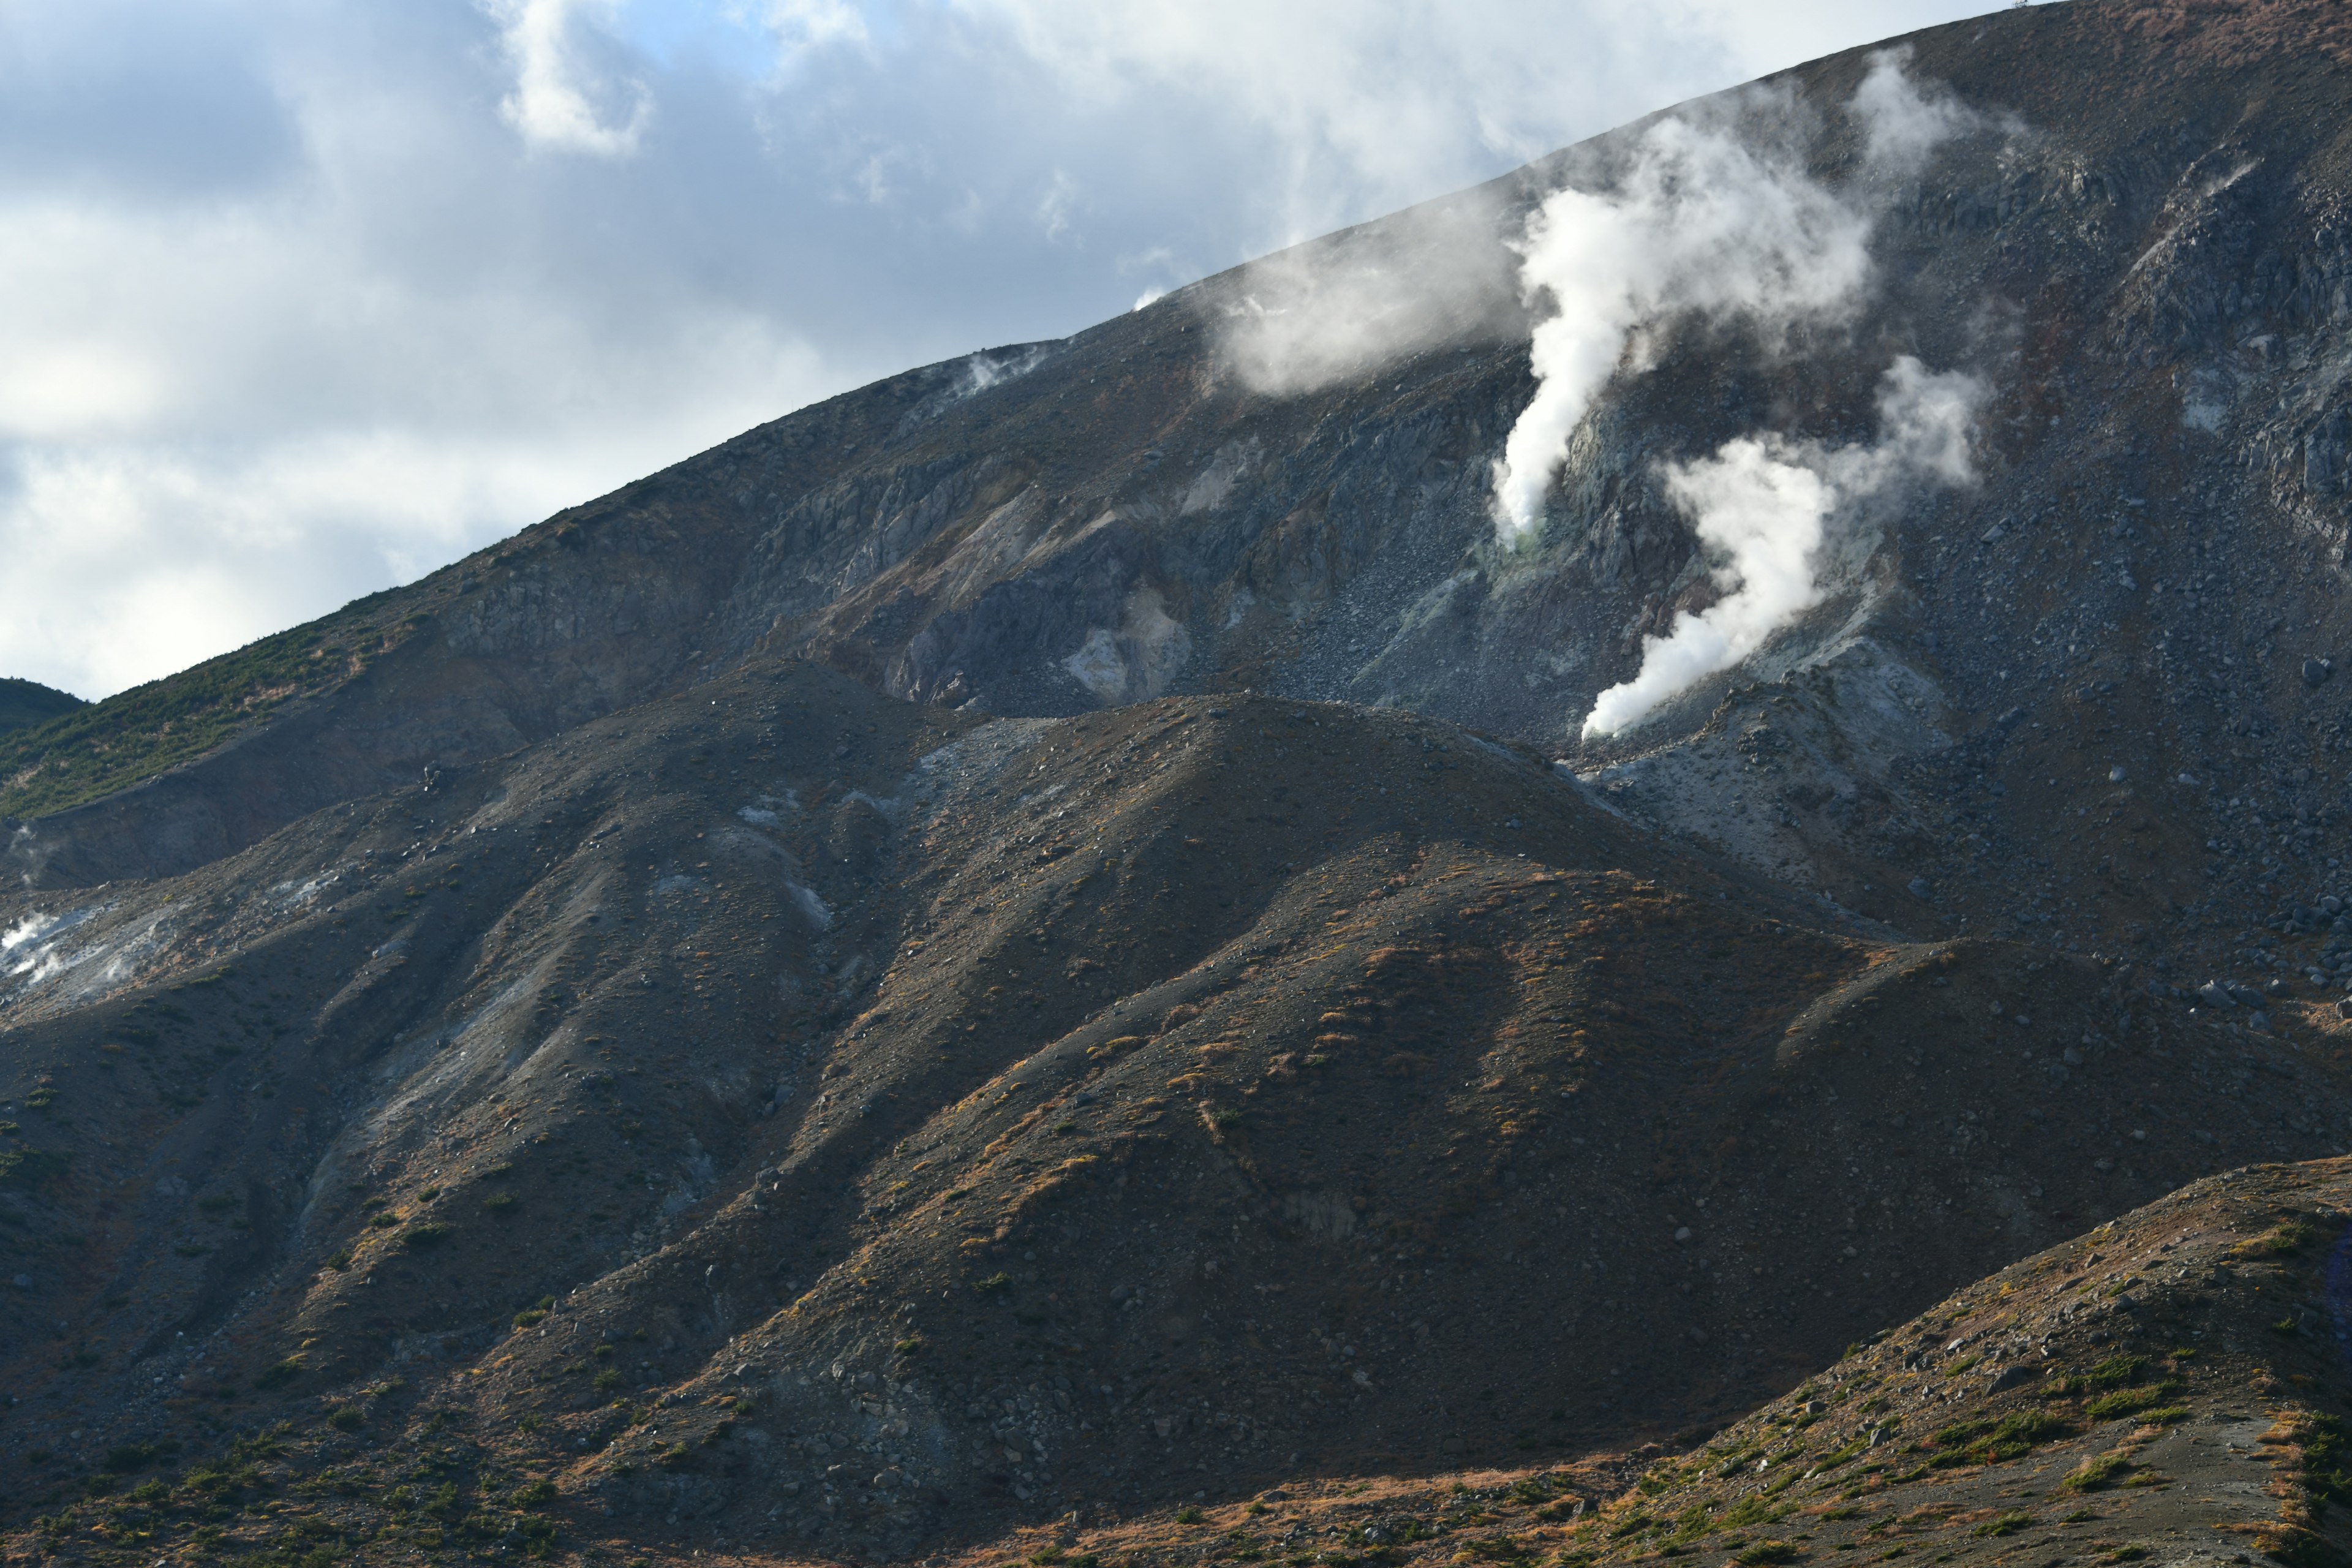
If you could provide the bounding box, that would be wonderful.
[483,0,653,157]
[1581,355,1985,737]
[0,0,2010,701]
[1036,168,1080,243]
[764,0,869,54]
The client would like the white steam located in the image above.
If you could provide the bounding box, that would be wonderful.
[1581,356,1983,737]
[1216,190,1520,396]
[1493,52,1978,542]
[1851,47,1983,176]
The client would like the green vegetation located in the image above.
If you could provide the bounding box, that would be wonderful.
[255,1355,306,1390]
[1733,1542,1798,1564]
[0,609,424,820]
[0,676,85,735]
[1927,1411,2074,1466]
[1721,1496,1795,1530]
[0,1146,67,1187]
[1970,1513,2034,1538]
[2086,1356,2145,1388]
[2298,1414,2352,1506]
[2057,1454,2132,1493]
[2233,1221,2313,1258]
[2084,1384,2182,1422]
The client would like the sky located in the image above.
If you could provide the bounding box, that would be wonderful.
[0,0,2011,701]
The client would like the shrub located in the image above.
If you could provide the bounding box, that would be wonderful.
[1733,1542,1798,1564]
[483,1193,518,1214]
[255,1356,306,1389]
[1930,1411,2074,1466]
[1174,1506,1204,1524]
[1720,1497,1790,1530]
[512,1479,557,1509]
[593,1370,620,1393]
[2084,1356,2145,1389]
[326,1406,364,1431]
[2086,1385,2180,1422]
[2057,1454,2130,1493]
[2233,1221,2313,1257]
[399,1223,451,1248]
[973,1272,1012,1294]
[1970,1513,2034,1538]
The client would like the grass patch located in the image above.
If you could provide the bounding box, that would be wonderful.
[1970,1514,2033,1539]
[1734,1543,1799,1565]
[2084,1385,2182,1422]
[2057,1455,2131,1493]
[1928,1411,2075,1467]
[2233,1221,2313,1258]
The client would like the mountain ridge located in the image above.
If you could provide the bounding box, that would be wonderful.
[7,4,2352,1565]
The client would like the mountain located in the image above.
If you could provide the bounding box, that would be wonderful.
[0,677,85,736]
[6,1,2352,1565]
[964,1156,2352,1568]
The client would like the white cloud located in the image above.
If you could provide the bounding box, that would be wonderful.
[483,0,654,157]
[1036,167,1079,243]
[0,0,2011,701]
[764,0,868,53]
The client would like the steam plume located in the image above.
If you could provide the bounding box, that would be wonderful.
[1493,53,1976,542]
[1580,356,1983,737]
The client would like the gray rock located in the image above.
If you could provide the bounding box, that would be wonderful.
[2197,981,2236,1008]
[2305,657,2334,688]
[2249,1011,2274,1033]
[1907,877,1932,899]
[1985,1365,2035,1393]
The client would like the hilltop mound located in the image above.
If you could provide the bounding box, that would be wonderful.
[894,1157,2352,1568]
[0,677,84,735]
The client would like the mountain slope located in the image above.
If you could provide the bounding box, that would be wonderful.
[7,0,2351,1005]
[927,1155,2352,1568]
[0,678,83,736]
[7,4,2352,1566]
[5,660,2351,1556]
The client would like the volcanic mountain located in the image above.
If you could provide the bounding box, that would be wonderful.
[5,2,2352,1566]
